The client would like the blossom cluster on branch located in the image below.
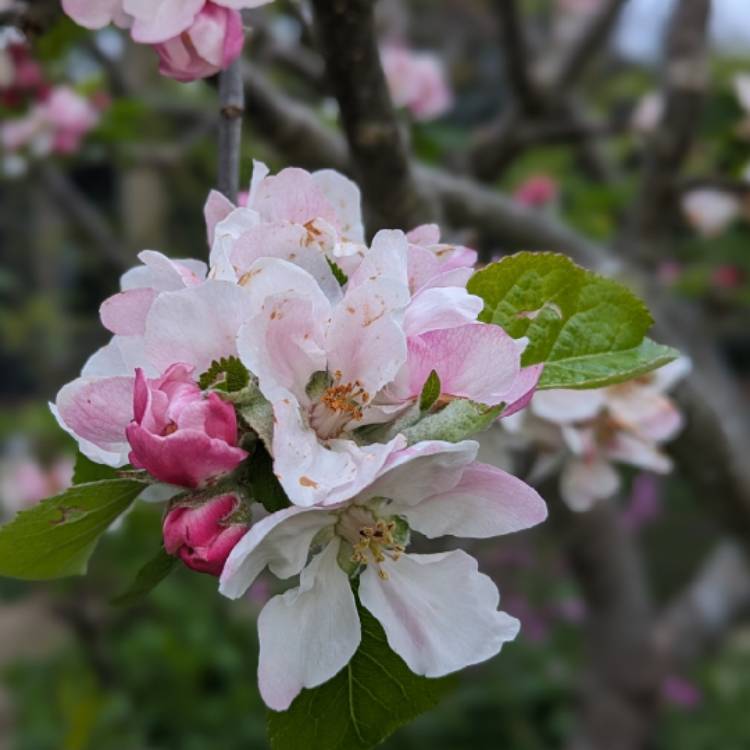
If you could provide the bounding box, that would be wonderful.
[52,160,550,709]
[62,0,274,82]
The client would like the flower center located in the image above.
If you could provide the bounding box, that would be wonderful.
[309,371,370,440]
[336,506,405,580]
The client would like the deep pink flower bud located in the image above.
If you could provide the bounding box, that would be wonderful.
[153,2,245,83]
[126,363,248,488]
[513,175,558,208]
[163,494,249,576]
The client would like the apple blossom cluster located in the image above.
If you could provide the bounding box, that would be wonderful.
[62,0,274,83]
[52,160,549,710]
[0,448,73,519]
[499,358,690,511]
[0,31,104,169]
[380,44,454,122]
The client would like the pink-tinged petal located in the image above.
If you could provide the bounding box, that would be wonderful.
[126,426,247,488]
[204,189,235,246]
[560,457,620,511]
[213,0,274,8]
[405,324,522,405]
[203,392,241,443]
[499,365,544,418]
[605,432,673,474]
[406,244,442,292]
[531,388,606,424]
[348,229,410,295]
[229,222,342,303]
[121,250,206,292]
[143,280,254,374]
[54,376,135,465]
[252,167,338,226]
[99,288,158,336]
[238,296,327,404]
[62,0,125,29]
[220,505,334,598]
[312,169,365,241]
[81,337,147,377]
[606,389,683,442]
[125,0,205,43]
[407,224,441,246]
[271,399,406,507]
[257,540,360,711]
[398,462,547,539]
[360,550,519,677]
[403,287,483,338]
[361,440,477,506]
[327,285,408,398]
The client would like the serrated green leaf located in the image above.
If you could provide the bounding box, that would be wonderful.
[401,400,502,445]
[326,257,349,286]
[419,370,441,412]
[73,452,121,484]
[467,252,677,389]
[111,547,177,607]
[0,479,146,580]
[538,339,680,389]
[248,445,291,513]
[198,356,250,393]
[267,600,455,750]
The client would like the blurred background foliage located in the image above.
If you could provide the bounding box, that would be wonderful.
[1,0,750,747]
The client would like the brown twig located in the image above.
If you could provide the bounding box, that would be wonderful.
[309,0,438,232]
[217,59,245,202]
[624,0,711,256]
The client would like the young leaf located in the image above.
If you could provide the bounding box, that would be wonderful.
[111,547,178,607]
[0,479,146,580]
[419,370,441,412]
[267,601,455,750]
[326,257,349,286]
[248,445,291,513]
[401,400,502,445]
[467,252,678,390]
[73,452,122,484]
[198,356,250,393]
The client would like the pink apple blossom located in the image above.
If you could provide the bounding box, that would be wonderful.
[153,2,245,82]
[681,189,740,237]
[163,493,249,575]
[62,0,274,81]
[0,454,73,517]
[220,439,547,710]
[503,358,690,511]
[381,44,453,122]
[513,175,559,208]
[126,363,247,488]
[711,263,745,289]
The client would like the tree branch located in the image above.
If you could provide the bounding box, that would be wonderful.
[654,541,750,666]
[309,0,438,232]
[624,0,711,255]
[217,59,245,202]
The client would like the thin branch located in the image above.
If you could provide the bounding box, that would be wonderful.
[654,541,750,666]
[624,0,711,255]
[552,0,629,90]
[554,497,660,750]
[495,0,543,115]
[217,59,245,202]
[309,0,438,232]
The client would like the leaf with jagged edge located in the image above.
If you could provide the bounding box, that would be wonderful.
[467,252,678,390]
[199,356,250,393]
[419,370,441,412]
[401,400,502,445]
[0,479,146,580]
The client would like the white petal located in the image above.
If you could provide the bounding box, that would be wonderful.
[560,457,620,511]
[532,388,606,424]
[257,540,360,711]
[403,286,483,337]
[271,399,406,508]
[312,169,365,242]
[398,461,547,539]
[360,550,519,678]
[219,505,333,599]
[143,280,254,374]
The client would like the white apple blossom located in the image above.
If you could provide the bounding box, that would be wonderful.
[219,439,547,710]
